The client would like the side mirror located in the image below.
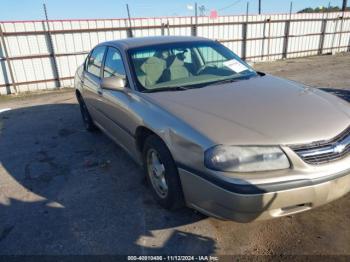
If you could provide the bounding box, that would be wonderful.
[88,56,95,65]
[101,76,126,91]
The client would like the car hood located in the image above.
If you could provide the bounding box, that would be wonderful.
[143,75,350,145]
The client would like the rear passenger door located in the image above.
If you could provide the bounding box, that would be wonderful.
[82,45,107,122]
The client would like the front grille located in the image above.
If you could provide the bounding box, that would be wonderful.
[291,126,350,165]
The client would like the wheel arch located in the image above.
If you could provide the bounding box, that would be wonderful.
[75,89,82,100]
[135,126,163,153]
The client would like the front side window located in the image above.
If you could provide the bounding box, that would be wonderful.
[128,41,257,92]
[87,46,106,77]
[103,47,126,78]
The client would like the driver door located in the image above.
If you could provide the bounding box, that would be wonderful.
[97,47,137,155]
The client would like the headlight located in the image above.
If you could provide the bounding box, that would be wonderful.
[204,145,290,172]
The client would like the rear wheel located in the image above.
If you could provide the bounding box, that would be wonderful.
[77,94,97,132]
[143,135,184,209]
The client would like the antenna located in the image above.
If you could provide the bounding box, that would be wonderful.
[126,4,133,37]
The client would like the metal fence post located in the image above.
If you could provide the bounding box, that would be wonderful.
[191,24,197,36]
[191,3,198,36]
[337,15,345,52]
[318,19,327,55]
[264,18,271,60]
[161,23,165,36]
[191,19,197,36]
[0,24,17,94]
[166,21,170,35]
[43,4,61,88]
[241,1,249,61]
[282,20,291,59]
[261,19,267,60]
[241,22,247,61]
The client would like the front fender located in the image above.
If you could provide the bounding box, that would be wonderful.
[130,92,214,168]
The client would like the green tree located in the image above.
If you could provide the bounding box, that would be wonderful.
[297,5,349,13]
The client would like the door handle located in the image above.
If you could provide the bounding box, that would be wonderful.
[97,90,103,96]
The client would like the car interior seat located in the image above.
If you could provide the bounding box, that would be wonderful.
[133,58,147,86]
[139,55,167,88]
[167,53,191,81]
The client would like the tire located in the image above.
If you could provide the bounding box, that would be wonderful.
[143,135,185,210]
[77,94,97,132]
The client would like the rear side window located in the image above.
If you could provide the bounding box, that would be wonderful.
[103,47,126,78]
[86,46,106,78]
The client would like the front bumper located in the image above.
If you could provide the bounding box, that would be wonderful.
[178,167,350,222]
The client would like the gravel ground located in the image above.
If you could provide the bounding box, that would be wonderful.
[254,52,350,90]
[0,53,349,256]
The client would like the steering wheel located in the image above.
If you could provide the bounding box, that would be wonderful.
[196,64,208,75]
[196,64,217,75]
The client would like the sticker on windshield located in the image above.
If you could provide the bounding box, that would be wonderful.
[223,59,249,73]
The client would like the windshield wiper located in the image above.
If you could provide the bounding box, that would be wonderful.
[204,77,240,87]
[204,73,257,87]
[143,86,190,93]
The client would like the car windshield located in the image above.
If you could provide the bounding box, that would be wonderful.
[128,41,258,92]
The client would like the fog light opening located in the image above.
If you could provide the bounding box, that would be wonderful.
[281,203,312,214]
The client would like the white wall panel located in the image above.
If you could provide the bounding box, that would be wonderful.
[0,12,349,94]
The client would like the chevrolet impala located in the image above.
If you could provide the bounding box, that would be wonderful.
[74,36,350,222]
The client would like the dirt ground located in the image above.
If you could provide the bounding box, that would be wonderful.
[254,52,350,90]
[0,53,349,256]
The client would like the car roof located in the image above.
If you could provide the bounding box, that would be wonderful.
[99,36,213,50]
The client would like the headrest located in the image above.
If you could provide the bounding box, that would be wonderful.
[169,56,185,67]
[140,56,166,86]
[140,56,166,73]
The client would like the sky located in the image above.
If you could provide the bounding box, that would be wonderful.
[0,0,346,21]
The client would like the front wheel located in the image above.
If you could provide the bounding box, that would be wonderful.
[143,135,185,209]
